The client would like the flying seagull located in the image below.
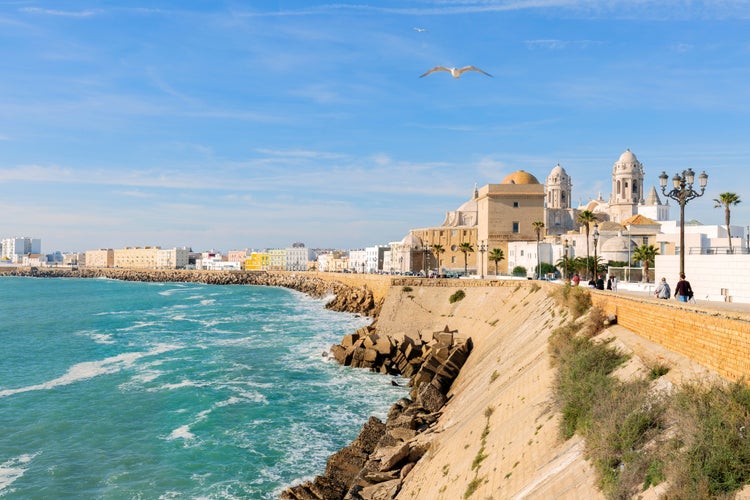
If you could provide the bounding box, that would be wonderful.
[420,66,492,78]
[412,27,427,32]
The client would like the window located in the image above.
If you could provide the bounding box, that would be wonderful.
[451,256,456,263]
[512,222,520,233]
[513,201,519,208]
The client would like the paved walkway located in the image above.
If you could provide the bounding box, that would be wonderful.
[599,282,750,315]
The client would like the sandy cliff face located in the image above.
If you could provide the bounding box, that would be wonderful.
[374,282,601,499]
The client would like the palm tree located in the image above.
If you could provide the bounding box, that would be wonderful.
[458,242,474,276]
[555,254,576,280]
[577,210,597,279]
[532,221,545,279]
[488,248,505,276]
[632,244,658,283]
[431,244,445,274]
[713,192,741,254]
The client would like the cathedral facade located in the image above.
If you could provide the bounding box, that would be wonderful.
[403,149,668,275]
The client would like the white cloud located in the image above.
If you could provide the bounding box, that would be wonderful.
[20,7,100,17]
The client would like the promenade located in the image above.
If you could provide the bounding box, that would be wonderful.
[612,281,750,315]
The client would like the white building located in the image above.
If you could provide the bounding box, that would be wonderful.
[285,244,314,271]
[1,237,41,263]
[268,248,286,270]
[348,249,367,273]
[156,248,190,269]
[365,245,389,273]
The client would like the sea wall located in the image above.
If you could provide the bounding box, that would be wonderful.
[590,291,750,382]
[0,267,379,316]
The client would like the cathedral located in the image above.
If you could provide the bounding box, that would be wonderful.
[393,149,668,276]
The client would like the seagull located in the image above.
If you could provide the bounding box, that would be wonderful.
[412,27,427,32]
[420,66,492,78]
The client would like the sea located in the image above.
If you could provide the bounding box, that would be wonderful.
[0,276,408,499]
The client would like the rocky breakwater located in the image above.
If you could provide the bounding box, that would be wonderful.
[0,267,378,316]
[281,325,472,500]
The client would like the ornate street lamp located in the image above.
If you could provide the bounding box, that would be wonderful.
[479,241,487,279]
[659,168,708,275]
[592,223,600,282]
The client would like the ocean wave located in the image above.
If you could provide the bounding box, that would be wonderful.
[76,330,116,345]
[0,344,181,398]
[0,452,41,494]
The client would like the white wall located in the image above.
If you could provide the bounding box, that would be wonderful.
[655,254,750,304]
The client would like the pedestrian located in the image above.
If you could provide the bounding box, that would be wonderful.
[606,276,612,290]
[654,277,671,299]
[571,273,580,286]
[595,274,605,290]
[588,278,596,288]
[611,276,618,293]
[674,273,694,303]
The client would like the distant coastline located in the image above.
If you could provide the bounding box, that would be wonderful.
[0,267,379,316]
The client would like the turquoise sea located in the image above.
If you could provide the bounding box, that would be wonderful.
[0,277,407,499]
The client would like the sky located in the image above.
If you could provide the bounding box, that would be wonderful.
[2,0,750,253]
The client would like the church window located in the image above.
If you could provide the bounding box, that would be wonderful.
[451,230,457,237]
[617,180,621,195]
[512,222,520,233]
[451,245,457,251]
[513,201,519,208]
[451,256,456,264]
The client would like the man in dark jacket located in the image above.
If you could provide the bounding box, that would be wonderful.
[674,273,693,302]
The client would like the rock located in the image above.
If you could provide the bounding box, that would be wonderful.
[358,478,400,500]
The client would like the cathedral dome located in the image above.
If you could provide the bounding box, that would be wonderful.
[601,235,634,253]
[547,164,570,184]
[501,170,540,185]
[456,198,477,213]
[618,149,638,164]
[401,233,422,248]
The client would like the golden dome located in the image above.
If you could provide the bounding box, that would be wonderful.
[501,170,540,185]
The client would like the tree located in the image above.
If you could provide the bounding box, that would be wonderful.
[431,244,445,274]
[512,266,527,277]
[555,254,576,279]
[713,192,741,254]
[576,210,597,279]
[632,244,658,283]
[532,221,545,279]
[458,242,474,276]
[488,248,505,276]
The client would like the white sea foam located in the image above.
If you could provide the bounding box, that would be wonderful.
[199,299,216,306]
[0,452,40,493]
[77,330,116,345]
[167,425,195,441]
[0,344,180,398]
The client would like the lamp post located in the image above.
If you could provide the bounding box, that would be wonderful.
[659,168,708,275]
[479,241,486,279]
[626,223,631,283]
[563,239,569,281]
[592,223,600,282]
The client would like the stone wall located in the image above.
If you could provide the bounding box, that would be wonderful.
[590,291,750,382]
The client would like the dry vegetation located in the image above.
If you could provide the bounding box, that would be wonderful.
[550,285,750,499]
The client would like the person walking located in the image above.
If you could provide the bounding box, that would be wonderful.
[571,273,580,286]
[595,274,605,290]
[674,273,693,303]
[654,277,671,299]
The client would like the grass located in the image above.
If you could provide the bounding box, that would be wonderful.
[449,289,466,303]
[549,286,750,499]
[464,406,494,498]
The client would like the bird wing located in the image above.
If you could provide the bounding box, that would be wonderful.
[420,66,450,77]
[458,66,493,77]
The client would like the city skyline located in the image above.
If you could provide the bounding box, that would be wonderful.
[2,1,749,252]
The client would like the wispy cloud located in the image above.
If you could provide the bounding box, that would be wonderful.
[20,7,100,17]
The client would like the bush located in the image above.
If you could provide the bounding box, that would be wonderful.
[449,289,466,303]
[511,266,527,277]
[402,286,413,292]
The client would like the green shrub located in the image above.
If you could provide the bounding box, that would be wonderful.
[449,290,466,303]
[512,266,527,277]
[402,285,413,292]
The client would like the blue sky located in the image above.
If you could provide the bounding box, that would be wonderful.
[2,1,749,253]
